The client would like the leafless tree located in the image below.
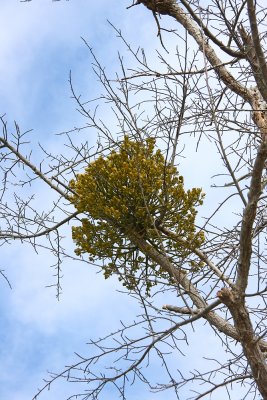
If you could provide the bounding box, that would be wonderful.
[2,0,267,399]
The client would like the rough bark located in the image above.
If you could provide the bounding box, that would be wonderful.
[218,288,267,399]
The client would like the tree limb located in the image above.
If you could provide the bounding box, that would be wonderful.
[137,0,252,102]
[246,0,267,103]
[126,227,267,351]
[236,140,267,293]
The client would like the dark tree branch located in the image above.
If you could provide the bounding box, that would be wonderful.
[236,140,267,293]
[247,0,267,103]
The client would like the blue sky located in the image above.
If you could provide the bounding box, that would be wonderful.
[0,2,174,399]
[0,1,247,400]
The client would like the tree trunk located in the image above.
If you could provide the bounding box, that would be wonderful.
[218,288,267,399]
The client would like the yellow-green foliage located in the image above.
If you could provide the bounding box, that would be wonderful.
[70,136,204,292]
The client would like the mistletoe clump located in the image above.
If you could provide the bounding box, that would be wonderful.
[70,136,204,292]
